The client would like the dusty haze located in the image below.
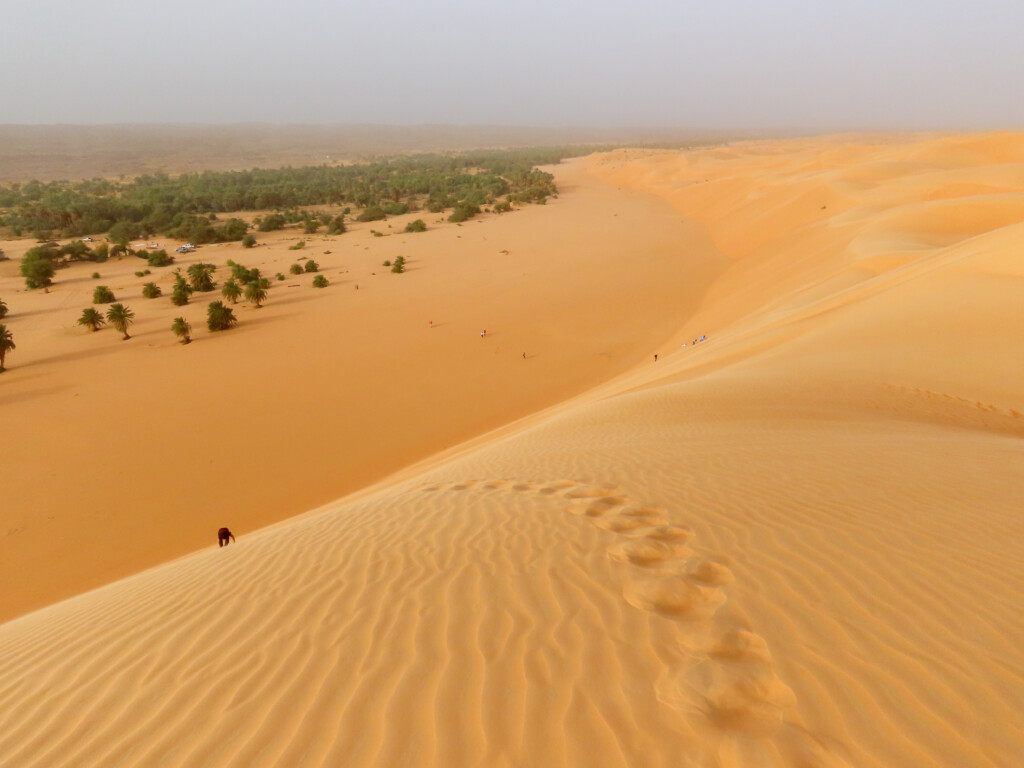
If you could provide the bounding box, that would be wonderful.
[2,1,1023,130]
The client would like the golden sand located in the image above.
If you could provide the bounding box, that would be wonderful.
[1,133,1021,767]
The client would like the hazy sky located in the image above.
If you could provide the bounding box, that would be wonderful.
[3,0,1022,131]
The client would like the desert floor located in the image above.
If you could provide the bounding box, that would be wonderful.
[1,133,1022,767]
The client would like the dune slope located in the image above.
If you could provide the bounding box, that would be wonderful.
[1,134,1022,767]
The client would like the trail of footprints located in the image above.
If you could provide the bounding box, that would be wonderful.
[422,478,845,765]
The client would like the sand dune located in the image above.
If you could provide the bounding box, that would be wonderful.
[2,134,1022,766]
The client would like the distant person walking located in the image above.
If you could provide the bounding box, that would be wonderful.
[481,330,487,338]
[218,527,235,548]
[654,354,658,362]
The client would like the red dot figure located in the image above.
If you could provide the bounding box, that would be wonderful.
[522,352,526,359]
[429,320,433,328]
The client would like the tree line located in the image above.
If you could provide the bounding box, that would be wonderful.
[0,147,575,241]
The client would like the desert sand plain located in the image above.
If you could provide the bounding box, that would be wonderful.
[0,133,1022,767]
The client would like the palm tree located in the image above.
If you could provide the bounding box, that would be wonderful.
[221,278,242,304]
[0,298,8,319]
[187,262,217,292]
[106,303,135,340]
[207,301,237,332]
[77,307,105,332]
[0,324,14,372]
[171,316,192,344]
[244,280,267,308]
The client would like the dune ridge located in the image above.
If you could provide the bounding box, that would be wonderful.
[2,133,1023,766]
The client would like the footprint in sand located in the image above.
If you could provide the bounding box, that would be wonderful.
[416,478,846,766]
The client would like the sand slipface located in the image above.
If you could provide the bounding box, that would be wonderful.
[1,133,1023,767]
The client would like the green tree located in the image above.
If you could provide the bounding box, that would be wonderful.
[207,301,237,331]
[93,285,116,304]
[171,317,192,344]
[142,282,162,299]
[221,278,242,304]
[241,234,256,248]
[244,280,268,308]
[312,274,329,288]
[0,324,14,372]
[77,307,105,332]
[171,274,192,306]
[20,247,57,289]
[187,262,217,292]
[106,303,135,340]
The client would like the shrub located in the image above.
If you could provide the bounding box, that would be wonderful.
[91,243,109,262]
[303,219,319,234]
[327,215,346,235]
[93,285,116,304]
[241,234,256,248]
[147,249,174,267]
[276,272,286,281]
[171,317,192,344]
[221,279,242,303]
[92,272,101,279]
[257,213,286,232]
[391,256,406,274]
[449,203,480,223]
[494,200,512,213]
[0,298,7,319]
[289,263,303,275]
[404,219,427,233]
[304,260,319,273]
[135,271,146,277]
[312,275,329,288]
[142,282,162,299]
[207,301,237,332]
[288,240,305,251]
[382,260,391,267]
[356,205,386,222]
[382,202,409,216]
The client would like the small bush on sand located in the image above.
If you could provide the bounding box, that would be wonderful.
[312,275,329,288]
[92,285,116,304]
[241,234,256,248]
[171,317,192,344]
[289,263,303,275]
[404,219,427,233]
[142,282,162,299]
[207,301,237,332]
[304,260,319,273]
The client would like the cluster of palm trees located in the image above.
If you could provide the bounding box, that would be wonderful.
[1,256,321,373]
[77,303,135,339]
